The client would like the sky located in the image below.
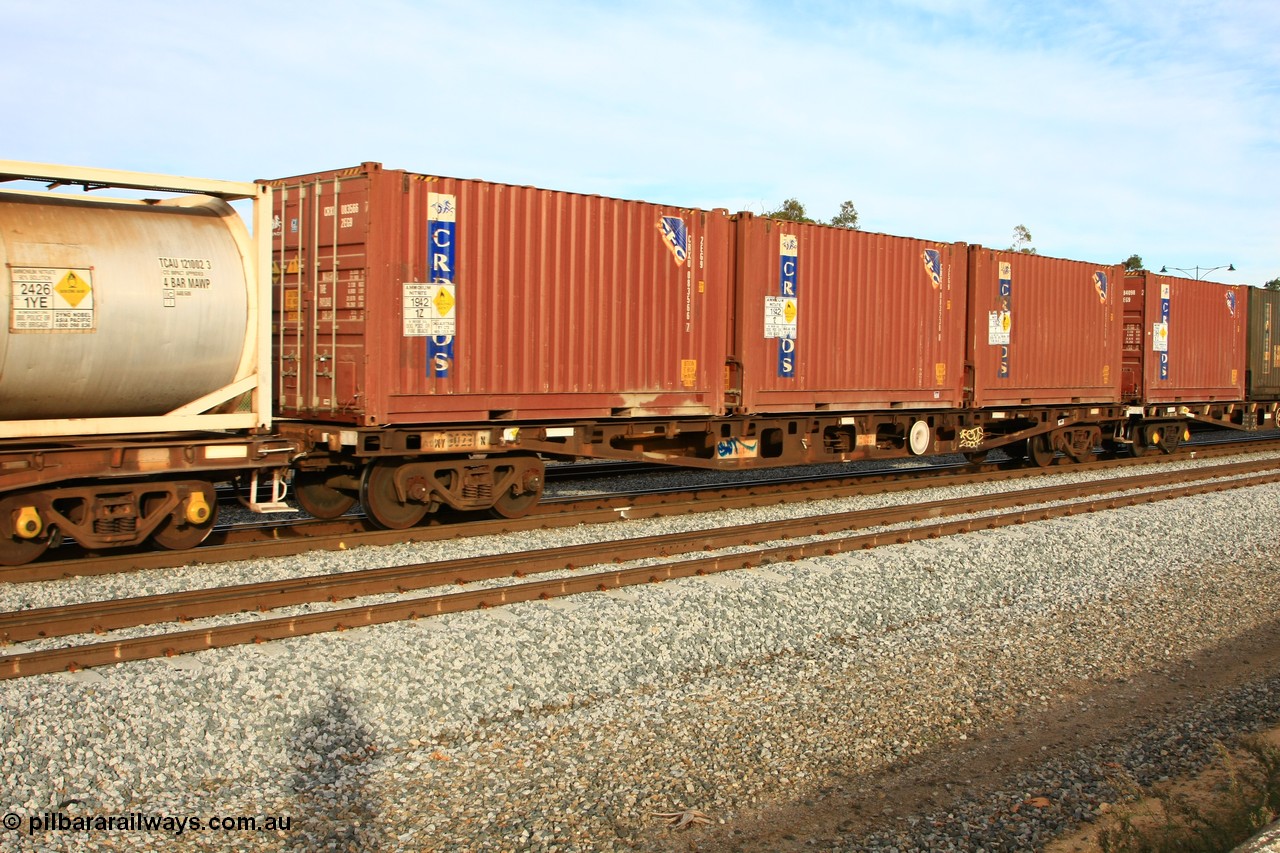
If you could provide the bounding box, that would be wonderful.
[4,0,1277,285]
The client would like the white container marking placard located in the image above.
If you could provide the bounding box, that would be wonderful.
[9,266,95,332]
[403,282,457,337]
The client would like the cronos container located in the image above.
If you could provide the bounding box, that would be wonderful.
[1121,271,1246,403]
[1246,287,1280,400]
[967,250,1123,407]
[265,162,729,426]
[0,166,267,426]
[730,214,967,413]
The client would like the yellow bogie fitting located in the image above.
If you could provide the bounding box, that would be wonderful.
[14,506,42,539]
[185,490,212,525]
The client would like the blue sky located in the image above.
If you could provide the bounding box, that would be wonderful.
[5,0,1277,284]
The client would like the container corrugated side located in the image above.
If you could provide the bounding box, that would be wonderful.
[967,250,1123,407]
[731,214,967,414]
[1247,287,1280,400]
[1129,272,1246,403]
[268,163,730,426]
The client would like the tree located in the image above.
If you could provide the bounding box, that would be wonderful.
[764,198,860,227]
[763,198,816,224]
[1009,224,1037,255]
[1121,254,1144,271]
[1266,278,1280,291]
[829,200,860,230]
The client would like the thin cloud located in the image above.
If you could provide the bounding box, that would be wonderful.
[2,0,1275,282]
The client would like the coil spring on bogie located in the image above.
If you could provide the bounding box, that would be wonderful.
[461,483,494,500]
[94,518,137,536]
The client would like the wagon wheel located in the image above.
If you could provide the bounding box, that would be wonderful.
[361,462,429,530]
[0,532,50,566]
[907,420,932,456]
[1131,425,1158,457]
[491,489,540,519]
[294,473,357,519]
[490,457,545,519]
[0,495,52,566]
[147,483,218,550]
[1028,433,1056,468]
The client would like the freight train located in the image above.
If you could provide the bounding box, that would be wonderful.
[0,159,1275,564]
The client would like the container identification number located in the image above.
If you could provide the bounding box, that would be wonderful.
[158,257,214,307]
[323,203,360,229]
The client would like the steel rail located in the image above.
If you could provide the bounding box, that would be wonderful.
[4,457,1012,582]
[2,462,1278,679]
[8,437,1280,585]
[3,456,1280,645]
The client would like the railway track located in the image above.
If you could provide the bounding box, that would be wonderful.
[10,434,1280,584]
[3,453,1278,680]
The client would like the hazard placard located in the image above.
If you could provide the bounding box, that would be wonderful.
[763,295,797,339]
[10,266,95,332]
[402,282,457,337]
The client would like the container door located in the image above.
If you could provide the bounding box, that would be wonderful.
[1249,289,1280,399]
[273,176,369,417]
[1121,272,1146,399]
[273,183,311,413]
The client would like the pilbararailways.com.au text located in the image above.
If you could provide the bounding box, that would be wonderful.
[5,810,292,837]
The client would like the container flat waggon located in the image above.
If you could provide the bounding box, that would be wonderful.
[0,158,1272,563]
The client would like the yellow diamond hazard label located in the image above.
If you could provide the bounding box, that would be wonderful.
[433,287,455,317]
[783,299,797,324]
[56,270,92,308]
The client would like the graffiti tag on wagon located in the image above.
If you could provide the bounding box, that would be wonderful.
[957,426,985,450]
[716,437,759,460]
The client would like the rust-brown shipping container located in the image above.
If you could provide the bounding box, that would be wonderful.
[1121,271,1246,403]
[730,214,967,414]
[265,163,730,426]
[966,250,1123,408]
[1246,286,1280,400]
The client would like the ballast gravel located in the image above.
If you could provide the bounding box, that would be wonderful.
[1,452,1279,852]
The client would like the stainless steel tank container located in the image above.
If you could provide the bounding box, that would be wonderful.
[0,173,263,423]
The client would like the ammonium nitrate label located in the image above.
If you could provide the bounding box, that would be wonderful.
[403,283,456,337]
[9,266,95,332]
